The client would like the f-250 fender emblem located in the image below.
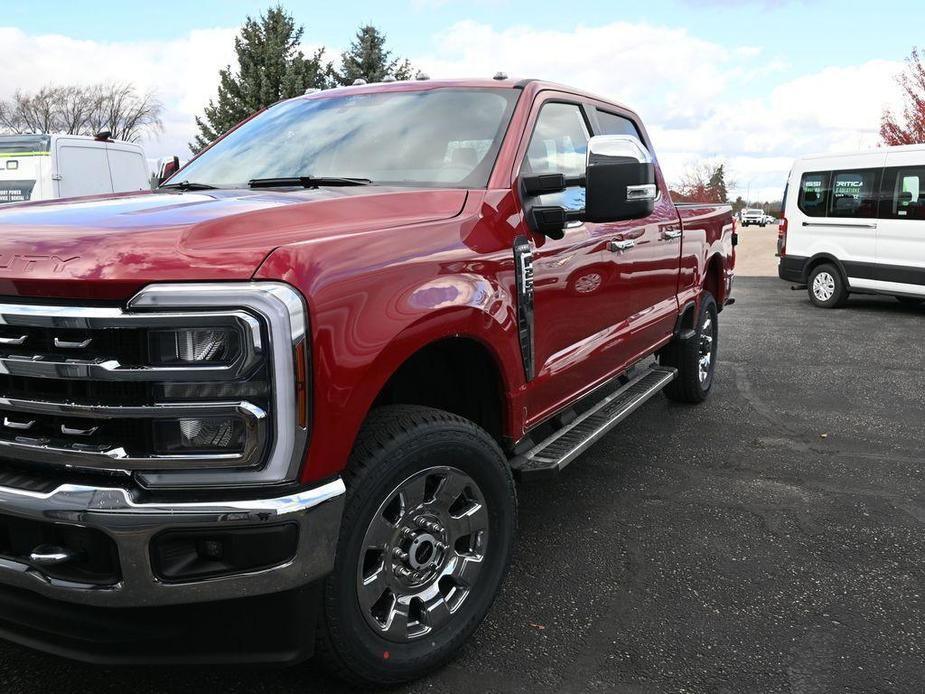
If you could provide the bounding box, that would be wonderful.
[0,254,80,274]
[513,236,535,382]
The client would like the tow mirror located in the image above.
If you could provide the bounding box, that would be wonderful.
[157,156,181,185]
[519,135,656,238]
[584,135,656,223]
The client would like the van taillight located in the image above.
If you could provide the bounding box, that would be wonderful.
[777,217,788,256]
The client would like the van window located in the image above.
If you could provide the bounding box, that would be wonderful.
[798,172,830,217]
[829,169,880,218]
[595,110,642,140]
[888,167,925,220]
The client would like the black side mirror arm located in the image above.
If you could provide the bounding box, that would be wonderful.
[521,174,587,238]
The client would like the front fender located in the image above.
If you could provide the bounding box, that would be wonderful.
[256,240,523,483]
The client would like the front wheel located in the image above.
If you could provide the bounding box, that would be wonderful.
[317,405,516,686]
[807,263,848,308]
[661,292,718,403]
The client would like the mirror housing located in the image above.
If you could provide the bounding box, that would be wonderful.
[157,156,181,186]
[519,135,657,237]
[584,135,656,223]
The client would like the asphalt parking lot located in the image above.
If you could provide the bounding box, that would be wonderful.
[2,277,923,693]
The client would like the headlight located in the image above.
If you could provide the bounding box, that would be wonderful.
[0,283,310,490]
[150,327,241,365]
[128,283,310,489]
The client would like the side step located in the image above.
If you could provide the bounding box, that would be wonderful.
[510,365,677,480]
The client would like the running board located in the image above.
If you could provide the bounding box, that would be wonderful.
[510,365,677,480]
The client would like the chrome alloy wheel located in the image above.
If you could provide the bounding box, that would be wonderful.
[812,271,836,302]
[357,466,489,642]
[698,314,715,384]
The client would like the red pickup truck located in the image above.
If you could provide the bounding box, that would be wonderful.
[0,78,734,684]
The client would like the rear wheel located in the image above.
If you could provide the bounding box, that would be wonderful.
[661,292,718,403]
[317,405,516,686]
[807,263,848,308]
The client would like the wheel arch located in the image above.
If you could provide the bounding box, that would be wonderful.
[703,253,726,306]
[804,253,849,287]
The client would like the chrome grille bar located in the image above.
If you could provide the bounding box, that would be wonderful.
[0,400,267,470]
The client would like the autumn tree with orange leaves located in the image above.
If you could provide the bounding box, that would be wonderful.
[881,48,925,145]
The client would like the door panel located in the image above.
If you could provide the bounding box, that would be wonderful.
[56,141,112,198]
[514,94,673,427]
[597,192,682,359]
[876,153,925,293]
[514,96,635,425]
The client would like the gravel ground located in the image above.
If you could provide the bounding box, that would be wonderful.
[733,223,779,277]
[2,278,923,693]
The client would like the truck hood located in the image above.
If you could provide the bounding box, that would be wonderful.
[0,187,467,299]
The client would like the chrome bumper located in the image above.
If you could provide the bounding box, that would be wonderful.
[0,478,345,607]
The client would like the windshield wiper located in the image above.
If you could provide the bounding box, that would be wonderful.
[159,180,218,191]
[248,176,372,189]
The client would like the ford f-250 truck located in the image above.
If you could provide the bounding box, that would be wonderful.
[0,78,734,685]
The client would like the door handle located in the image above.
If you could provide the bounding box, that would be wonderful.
[608,239,635,252]
[663,229,682,240]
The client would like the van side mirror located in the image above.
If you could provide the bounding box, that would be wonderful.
[519,135,657,238]
[157,156,181,185]
[584,135,656,223]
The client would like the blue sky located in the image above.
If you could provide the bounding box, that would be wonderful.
[2,0,922,199]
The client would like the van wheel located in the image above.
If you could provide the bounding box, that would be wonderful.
[661,292,718,403]
[807,264,848,308]
[895,296,923,305]
[317,405,516,686]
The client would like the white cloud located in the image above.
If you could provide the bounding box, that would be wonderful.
[0,26,238,158]
[0,21,907,202]
[414,21,905,201]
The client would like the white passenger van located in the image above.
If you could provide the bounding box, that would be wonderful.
[0,133,150,205]
[778,144,925,308]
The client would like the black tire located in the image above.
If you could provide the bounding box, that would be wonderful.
[661,292,718,403]
[895,296,923,305]
[316,405,516,686]
[807,263,848,308]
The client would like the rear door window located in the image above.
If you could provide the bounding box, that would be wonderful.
[829,169,880,218]
[595,110,642,139]
[798,172,830,217]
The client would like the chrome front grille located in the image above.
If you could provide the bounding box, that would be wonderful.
[0,283,309,489]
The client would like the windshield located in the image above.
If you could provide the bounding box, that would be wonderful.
[175,88,520,189]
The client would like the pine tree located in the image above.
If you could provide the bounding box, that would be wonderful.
[190,5,332,153]
[707,164,728,203]
[336,25,417,86]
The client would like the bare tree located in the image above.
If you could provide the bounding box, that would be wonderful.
[56,85,97,135]
[14,88,59,134]
[0,82,163,142]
